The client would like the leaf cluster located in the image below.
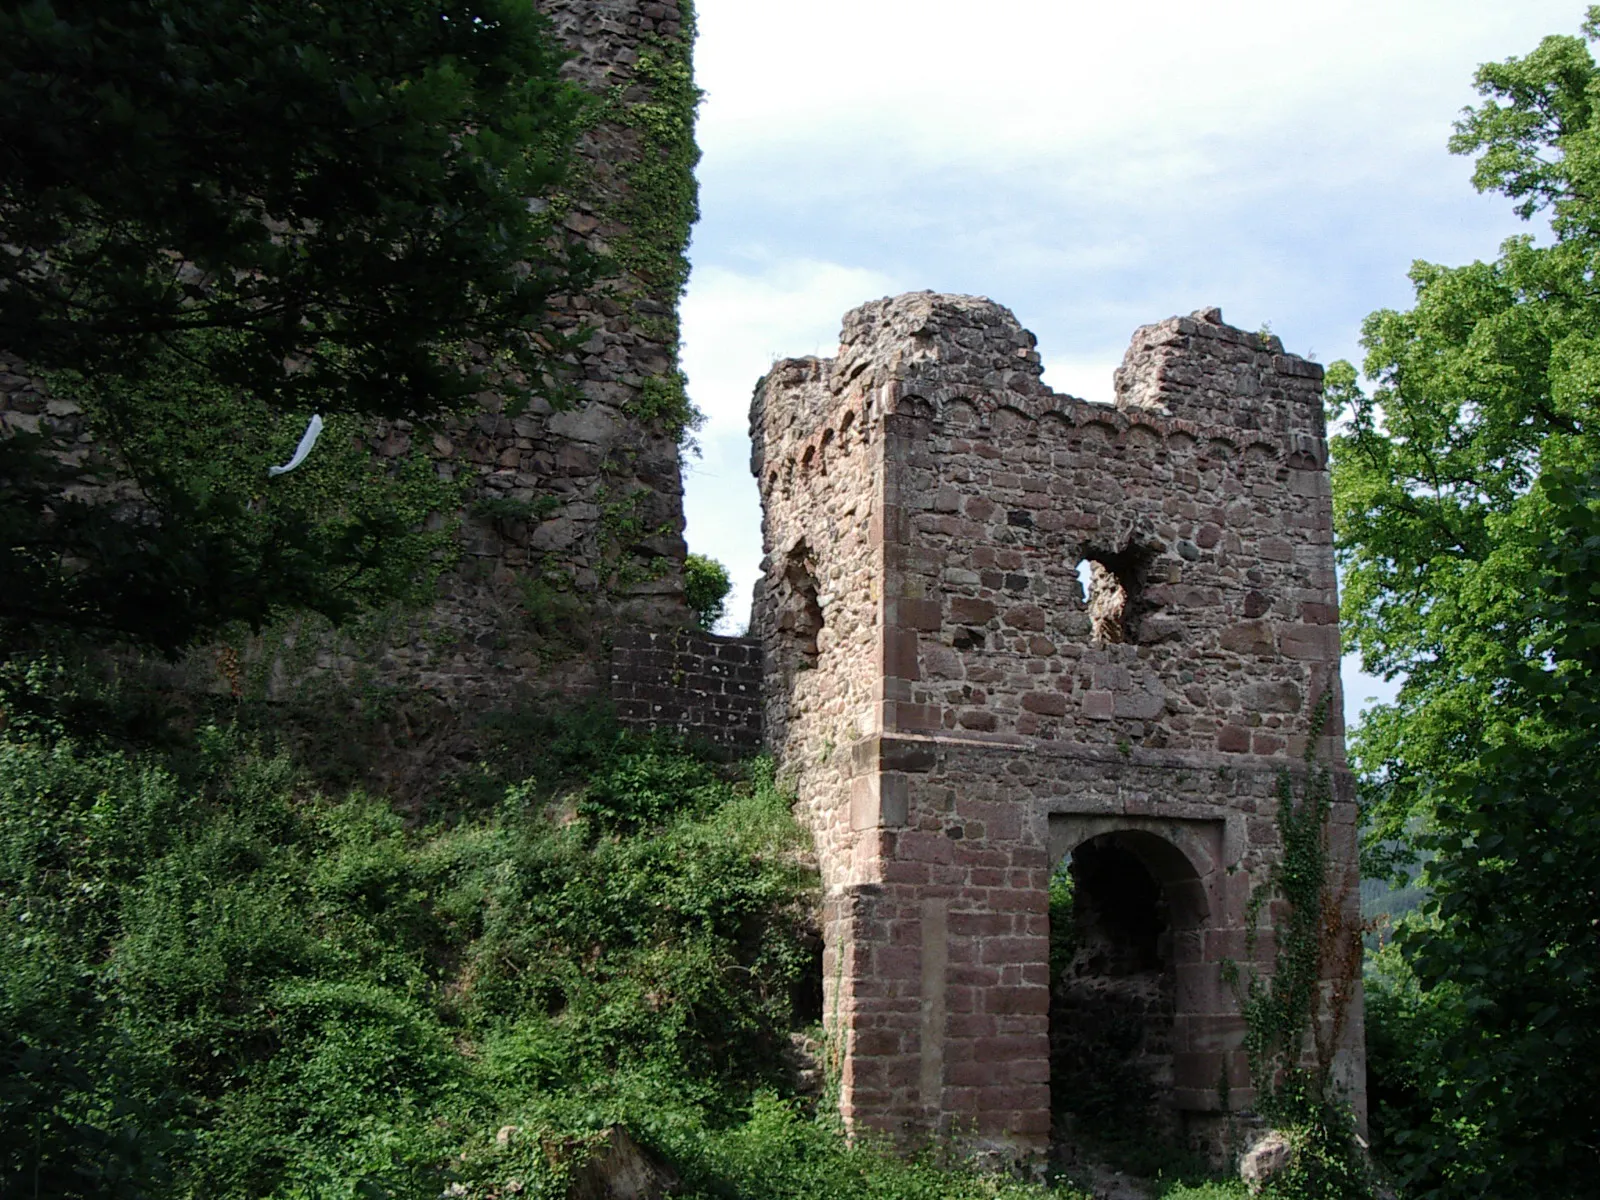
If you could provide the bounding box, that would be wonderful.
[685,552,733,632]
[1330,10,1600,1194]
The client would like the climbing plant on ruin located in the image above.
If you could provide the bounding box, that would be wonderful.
[1225,699,1369,1199]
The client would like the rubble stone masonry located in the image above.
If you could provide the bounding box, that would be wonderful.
[752,292,1363,1156]
[1,0,699,706]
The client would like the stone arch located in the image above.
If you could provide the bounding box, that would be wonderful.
[1046,815,1231,1129]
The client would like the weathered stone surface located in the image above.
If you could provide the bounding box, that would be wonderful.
[1239,1129,1295,1193]
[751,292,1364,1157]
[0,0,699,711]
[565,1126,679,1200]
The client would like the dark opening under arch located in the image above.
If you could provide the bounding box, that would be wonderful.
[1048,827,1213,1146]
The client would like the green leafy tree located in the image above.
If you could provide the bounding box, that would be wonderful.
[684,552,733,632]
[0,0,598,656]
[1330,12,1600,1194]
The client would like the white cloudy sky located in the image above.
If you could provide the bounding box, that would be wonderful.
[675,0,1586,727]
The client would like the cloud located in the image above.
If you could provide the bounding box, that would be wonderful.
[693,0,1581,169]
[678,0,1581,708]
[681,258,905,429]
[680,258,906,632]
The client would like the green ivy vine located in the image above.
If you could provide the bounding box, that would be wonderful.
[1223,697,1373,1198]
[609,1,705,447]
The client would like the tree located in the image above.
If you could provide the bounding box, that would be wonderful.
[0,0,597,656]
[684,553,732,633]
[1330,12,1600,1195]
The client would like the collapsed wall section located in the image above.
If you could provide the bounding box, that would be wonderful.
[752,292,1363,1158]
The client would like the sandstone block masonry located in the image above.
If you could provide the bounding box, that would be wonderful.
[752,293,1363,1156]
[609,628,763,752]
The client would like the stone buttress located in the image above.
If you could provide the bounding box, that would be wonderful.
[751,293,1364,1156]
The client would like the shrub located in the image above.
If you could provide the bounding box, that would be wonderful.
[0,704,818,1197]
[685,553,733,632]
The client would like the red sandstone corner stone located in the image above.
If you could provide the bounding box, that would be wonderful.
[1300,600,1338,624]
[897,598,943,631]
[1009,1108,1052,1136]
[1280,624,1340,661]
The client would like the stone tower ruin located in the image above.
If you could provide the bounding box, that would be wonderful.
[0,0,703,708]
[751,292,1363,1155]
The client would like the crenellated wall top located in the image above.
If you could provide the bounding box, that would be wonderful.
[750,292,1329,498]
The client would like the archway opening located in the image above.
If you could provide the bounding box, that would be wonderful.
[1049,832,1186,1146]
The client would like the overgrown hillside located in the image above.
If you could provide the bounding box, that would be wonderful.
[0,671,1142,1200]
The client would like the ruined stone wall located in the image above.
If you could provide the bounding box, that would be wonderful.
[881,297,1342,756]
[750,353,889,886]
[608,628,762,751]
[317,0,702,701]
[1,0,703,711]
[753,292,1363,1158]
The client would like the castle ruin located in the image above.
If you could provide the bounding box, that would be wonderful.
[0,0,1366,1157]
[751,292,1364,1154]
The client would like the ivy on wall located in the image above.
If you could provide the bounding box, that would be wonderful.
[611,0,705,448]
[1224,699,1373,1198]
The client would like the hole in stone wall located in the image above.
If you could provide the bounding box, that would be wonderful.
[1074,546,1153,644]
[779,543,823,669]
[1050,834,1177,1143]
[952,627,985,652]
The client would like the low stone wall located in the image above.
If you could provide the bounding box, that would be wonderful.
[608,629,764,752]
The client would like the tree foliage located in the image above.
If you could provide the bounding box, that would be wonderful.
[1330,11,1600,1194]
[0,0,598,655]
[684,552,732,632]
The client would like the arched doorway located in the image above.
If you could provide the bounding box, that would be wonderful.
[1047,821,1219,1149]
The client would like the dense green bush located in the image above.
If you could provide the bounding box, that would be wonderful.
[0,702,809,1197]
[0,692,1095,1199]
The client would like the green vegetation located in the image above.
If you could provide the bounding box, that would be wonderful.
[612,5,702,329]
[0,670,1095,1200]
[626,371,706,450]
[0,0,597,656]
[1332,9,1600,1196]
[1221,704,1371,1200]
[685,554,734,632]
